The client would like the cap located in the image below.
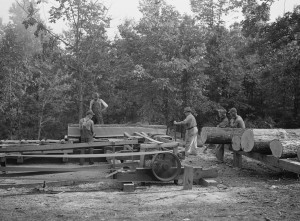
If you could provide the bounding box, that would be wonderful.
[86,110,95,116]
[92,92,99,99]
[184,107,192,113]
[228,108,237,114]
[218,109,227,114]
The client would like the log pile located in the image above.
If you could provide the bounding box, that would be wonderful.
[202,127,300,160]
[240,129,300,157]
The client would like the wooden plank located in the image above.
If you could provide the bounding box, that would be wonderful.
[4,150,172,158]
[0,140,138,153]
[68,124,167,138]
[134,132,163,144]
[239,151,300,174]
[0,165,111,172]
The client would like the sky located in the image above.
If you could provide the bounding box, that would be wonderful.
[0,0,299,39]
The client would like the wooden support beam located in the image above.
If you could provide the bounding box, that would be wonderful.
[183,165,194,190]
[0,140,138,153]
[238,151,300,174]
[5,150,172,159]
[0,164,111,172]
[233,151,242,168]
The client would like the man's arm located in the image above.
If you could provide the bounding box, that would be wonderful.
[100,99,108,111]
[89,100,94,110]
[236,118,246,128]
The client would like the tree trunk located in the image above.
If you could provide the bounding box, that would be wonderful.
[200,127,246,144]
[241,129,300,153]
[270,139,300,158]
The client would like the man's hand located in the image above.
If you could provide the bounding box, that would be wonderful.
[174,121,178,125]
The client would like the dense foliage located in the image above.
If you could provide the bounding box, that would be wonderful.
[0,0,299,139]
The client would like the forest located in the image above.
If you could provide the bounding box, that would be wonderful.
[0,0,299,140]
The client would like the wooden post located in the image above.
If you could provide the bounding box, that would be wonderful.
[233,151,242,168]
[62,151,68,163]
[183,165,193,190]
[0,154,6,174]
[89,148,94,164]
[17,155,24,164]
[139,146,145,167]
[79,149,85,165]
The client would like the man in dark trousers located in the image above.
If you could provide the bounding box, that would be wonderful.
[89,92,108,124]
[79,110,95,164]
[215,107,245,162]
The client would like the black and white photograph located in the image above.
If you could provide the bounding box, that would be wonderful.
[0,0,300,220]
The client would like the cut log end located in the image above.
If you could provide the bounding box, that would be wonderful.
[232,136,241,151]
[241,129,254,152]
[270,140,283,158]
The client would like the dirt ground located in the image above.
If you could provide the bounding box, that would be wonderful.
[1,147,300,221]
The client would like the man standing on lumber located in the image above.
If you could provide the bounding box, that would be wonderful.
[79,110,96,164]
[174,107,198,156]
[89,92,108,124]
[215,108,245,162]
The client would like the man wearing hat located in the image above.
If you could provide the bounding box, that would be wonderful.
[89,92,108,124]
[174,107,198,156]
[79,110,96,143]
[79,110,96,165]
[215,107,245,162]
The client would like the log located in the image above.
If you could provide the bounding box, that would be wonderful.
[200,127,246,144]
[232,136,241,151]
[270,139,300,158]
[241,129,300,153]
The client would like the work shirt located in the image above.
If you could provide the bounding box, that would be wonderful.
[217,117,229,128]
[230,115,245,128]
[182,113,197,130]
[79,117,94,142]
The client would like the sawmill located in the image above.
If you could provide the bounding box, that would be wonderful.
[1,124,300,191]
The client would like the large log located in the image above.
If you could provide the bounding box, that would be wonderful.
[270,139,300,158]
[241,129,300,153]
[200,127,246,144]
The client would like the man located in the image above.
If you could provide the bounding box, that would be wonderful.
[204,109,229,154]
[174,107,198,156]
[214,109,229,160]
[79,110,95,164]
[89,92,108,124]
[228,108,245,129]
[79,110,95,143]
[216,107,245,162]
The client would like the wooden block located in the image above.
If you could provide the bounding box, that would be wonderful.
[193,167,218,179]
[123,182,135,192]
[233,151,242,168]
[183,165,193,190]
[198,178,218,187]
[17,156,24,164]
